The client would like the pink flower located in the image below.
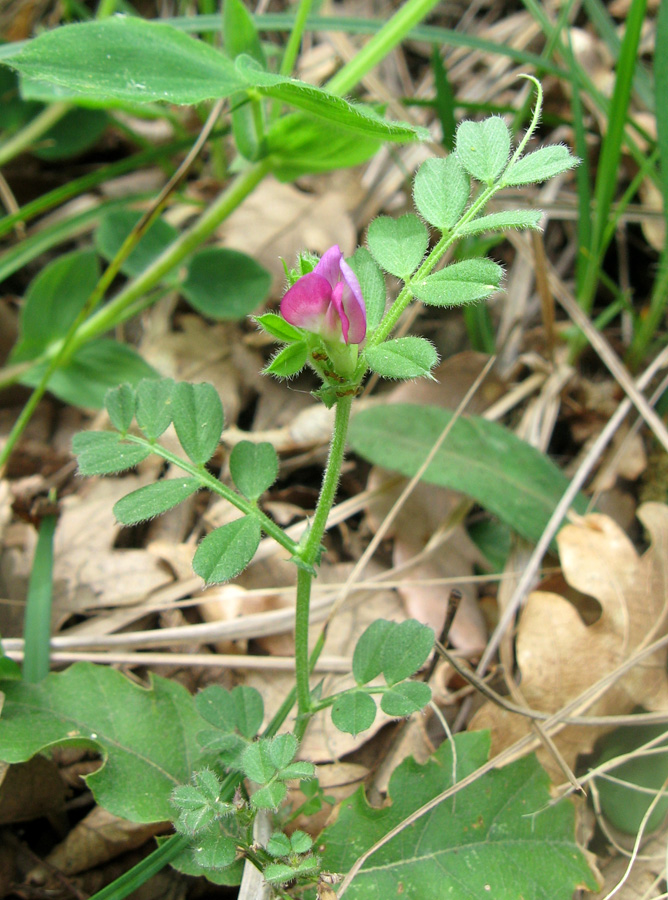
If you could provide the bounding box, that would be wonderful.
[280,246,366,345]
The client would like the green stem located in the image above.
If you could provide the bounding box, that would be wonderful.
[0,102,69,168]
[122,434,299,558]
[279,0,315,77]
[22,513,57,683]
[294,395,353,726]
[325,0,442,96]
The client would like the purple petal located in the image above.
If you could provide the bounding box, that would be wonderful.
[339,258,366,343]
[329,282,349,343]
[315,245,344,289]
[280,273,332,333]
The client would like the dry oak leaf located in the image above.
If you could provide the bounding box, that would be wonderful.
[470,503,668,779]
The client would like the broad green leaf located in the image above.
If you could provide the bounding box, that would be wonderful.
[194,827,238,869]
[4,18,247,104]
[269,733,298,770]
[113,478,201,525]
[254,313,303,343]
[172,381,224,465]
[193,517,261,583]
[0,663,208,822]
[22,339,157,409]
[72,431,150,475]
[413,156,470,229]
[594,723,668,834]
[105,383,136,433]
[365,336,438,380]
[264,341,308,377]
[381,619,435,685]
[502,145,579,187]
[11,249,99,362]
[458,209,543,238]
[95,209,179,280]
[367,214,429,279]
[331,691,377,736]
[235,55,428,144]
[346,248,386,332]
[267,832,292,857]
[229,441,278,501]
[353,619,393,685]
[242,740,276,784]
[412,258,503,307]
[380,681,432,717]
[456,117,511,184]
[349,404,589,545]
[318,731,598,898]
[267,112,382,181]
[35,107,109,161]
[182,248,271,320]
[136,377,175,441]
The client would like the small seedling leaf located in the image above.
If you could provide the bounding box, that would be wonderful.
[264,863,296,884]
[230,441,278,501]
[381,619,435,685]
[353,619,394,685]
[331,691,377,736]
[193,517,261,584]
[502,145,578,187]
[367,213,429,278]
[231,685,264,739]
[381,681,432,717]
[346,247,386,332]
[105,384,136,434]
[72,431,150,476]
[241,740,276,785]
[254,313,303,343]
[267,832,292,857]
[455,117,511,184]
[412,258,503,307]
[264,341,308,377]
[113,478,200,525]
[136,378,175,441]
[458,209,543,238]
[172,381,224,465]
[413,156,470,229]
[365,336,438,380]
[251,781,287,810]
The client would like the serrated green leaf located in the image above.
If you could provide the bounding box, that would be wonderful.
[95,210,179,280]
[193,517,261,584]
[254,313,303,343]
[251,780,287,810]
[295,857,320,876]
[22,339,157,409]
[413,156,470,229]
[380,681,432,717]
[412,258,503,307]
[72,431,151,476]
[166,833,243,885]
[113,478,200,525]
[172,381,224,465]
[290,830,313,853]
[381,620,434,685]
[458,209,543,238]
[319,731,598,898]
[171,784,208,811]
[277,761,315,781]
[264,862,296,884]
[365,336,438,380]
[229,441,278,501]
[331,691,377,736]
[353,619,394,685]
[456,117,511,184]
[269,733,298,770]
[176,803,217,835]
[242,740,276,785]
[11,249,99,363]
[264,341,308,377]
[349,404,589,546]
[367,214,429,279]
[193,768,225,805]
[346,247,386,332]
[194,828,238,870]
[105,384,136,434]
[267,832,292,857]
[182,248,271,320]
[136,378,175,441]
[4,18,247,104]
[0,663,208,822]
[231,685,264,739]
[502,145,579,187]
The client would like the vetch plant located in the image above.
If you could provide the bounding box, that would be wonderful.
[0,84,597,900]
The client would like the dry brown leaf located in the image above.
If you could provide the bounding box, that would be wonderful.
[34,806,169,877]
[470,503,668,778]
[0,757,66,825]
[587,832,666,899]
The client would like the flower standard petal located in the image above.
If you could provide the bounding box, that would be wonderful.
[280,273,332,333]
[339,258,366,344]
[314,245,344,288]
